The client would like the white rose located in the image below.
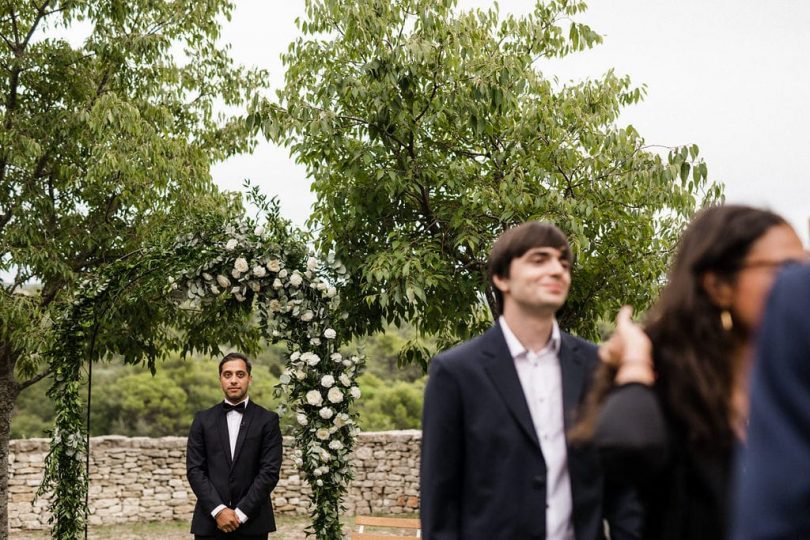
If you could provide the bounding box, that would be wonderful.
[225,239,238,251]
[216,275,231,288]
[320,375,335,388]
[310,338,322,346]
[290,351,301,361]
[295,369,306,380]
[327,387,344,404]
[249,281,261,292]
[307,257,319,270]
[279,269,288,279]
[334,414,347,428]
[328,440,344,450]
[313,468,322,477]
[350,386,361,399]
[316,479,323,487]
[331,352,343,361]
[342,359,352,368]
[254,225,265,236]
[300,310,314,322]
[320,450,331,461]
[289,272,303,287]
[266,259,281,272]
[272,278,283,289]
[339,374,351,387]
[268,299,281,312]
[231,268,242,279]
[252,265,266,278]
[350,356,359,364]
[234,257,249,273]
[296,413,308,426]
[316,428,330,440]
[303,353,321,367]
[319,407,334,419]
[327,286,337,298]
[294,457,304,467]
[305,390,323,407]
[323,328,337,339]
[279,372,291,385]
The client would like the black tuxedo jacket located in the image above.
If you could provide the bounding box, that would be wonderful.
[187,399,283,536]
[420,324,641,540]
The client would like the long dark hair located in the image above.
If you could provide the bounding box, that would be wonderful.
[572,205,788,451]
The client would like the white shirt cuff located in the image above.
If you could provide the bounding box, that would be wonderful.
[211,504,227,518]
[235,508,248,523]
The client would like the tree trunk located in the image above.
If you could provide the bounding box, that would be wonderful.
[0,346,20,540]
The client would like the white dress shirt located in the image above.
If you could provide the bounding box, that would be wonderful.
[499,317,575,540]
[211,397,249,524]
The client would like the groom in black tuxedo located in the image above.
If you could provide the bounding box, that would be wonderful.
[420,222,640,540]
[187,352,283,539]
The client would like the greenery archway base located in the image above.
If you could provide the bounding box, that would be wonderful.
[42,205,361,540]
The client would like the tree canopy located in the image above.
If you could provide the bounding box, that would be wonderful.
[257,0,724,367]
[0,0,264,534]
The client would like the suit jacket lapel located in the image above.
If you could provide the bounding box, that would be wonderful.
[559,332,586,431]
[482,325,542,451]
[231,401,254,467]
[215,406,233,468]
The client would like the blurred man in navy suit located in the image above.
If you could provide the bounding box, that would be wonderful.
[420,222,640,540]
[733,262,810,539]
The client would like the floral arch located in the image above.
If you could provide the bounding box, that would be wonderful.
[42,201,362,540]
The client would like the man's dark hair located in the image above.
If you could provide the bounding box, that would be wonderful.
[219,352,252,374]
[487,221,571,315]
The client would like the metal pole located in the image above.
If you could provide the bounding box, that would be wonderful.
[85,357,92,540]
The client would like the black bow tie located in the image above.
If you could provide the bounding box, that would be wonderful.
[223,401,246,414]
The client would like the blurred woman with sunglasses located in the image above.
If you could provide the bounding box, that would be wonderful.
[571,205,805,539]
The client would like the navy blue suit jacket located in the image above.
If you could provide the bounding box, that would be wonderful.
[187,400,283,536]
[420,324,641,540]
[733,264,810,539]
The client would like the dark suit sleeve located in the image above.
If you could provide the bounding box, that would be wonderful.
[420,357,463,540]
[602,475,644,540]
[732,266,810,539]
[594,383,669,481]
[236,411,283,518]
[186,411,225,514]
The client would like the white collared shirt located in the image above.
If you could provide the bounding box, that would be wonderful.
[225,396,249,458]
[499,317,574,540]
[211,397,250,523]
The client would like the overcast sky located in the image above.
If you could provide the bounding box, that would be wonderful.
[213,0,810,242]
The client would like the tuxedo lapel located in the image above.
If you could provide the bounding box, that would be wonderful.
[215,407,233,467]
[231,402,254,467]
[559,333,586,431]
[482,326,542,451]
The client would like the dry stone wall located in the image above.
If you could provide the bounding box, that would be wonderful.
[8,430,421,532]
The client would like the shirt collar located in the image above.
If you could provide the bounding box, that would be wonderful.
[499,316,561,359]
[224,396,250,407]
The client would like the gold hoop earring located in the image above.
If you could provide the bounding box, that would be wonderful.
[720,310,733,331]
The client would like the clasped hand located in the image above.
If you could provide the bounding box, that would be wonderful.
[215,508,241,534]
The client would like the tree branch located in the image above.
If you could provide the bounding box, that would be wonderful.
[19,367,52,391]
